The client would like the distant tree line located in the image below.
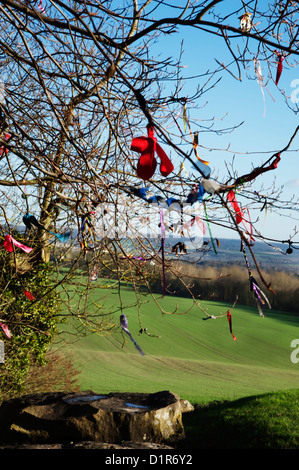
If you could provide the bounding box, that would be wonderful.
[150,262,299,314]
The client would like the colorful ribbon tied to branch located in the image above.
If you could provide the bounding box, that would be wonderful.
[159,208,166,296]
[185,183,205,205]
[202,178,222,194]
[38,0,45,13]
[190,130,210,168]
[227,310,236,341]
[0,321,11,338]
[234,153,280,186]
[23,213,71,242]
[240,240,272,316]
[4,235,33,253]
[131,125,174,180]
[182,215,205,235]
[250,276,271,317]
[131,186,149,201]
[0,133,12,157]
[188,132,211,178]
[180,104,211,178]
[275,52,284,86]
[24,290,36,301]
[227,190,244,224]
[81,212,95,233]
[23,213,45,231]
[191,152,211,179]
[253,57,275,116]
[120,314,145,356]
[227,191,254,240]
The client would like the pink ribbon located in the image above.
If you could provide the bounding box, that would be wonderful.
[183,215,205,234]
[4,235,33,253]
[0,322,11,339]
[159,209,166,296]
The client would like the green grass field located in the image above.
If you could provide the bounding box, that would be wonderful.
[57,280,299,405]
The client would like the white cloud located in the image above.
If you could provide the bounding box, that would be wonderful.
[286,178,299,187]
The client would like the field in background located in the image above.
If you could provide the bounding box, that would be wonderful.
[57,283,299,404]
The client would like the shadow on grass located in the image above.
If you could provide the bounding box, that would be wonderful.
[176,390,299,450]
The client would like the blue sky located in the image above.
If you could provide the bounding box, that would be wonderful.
[151,19,299,243]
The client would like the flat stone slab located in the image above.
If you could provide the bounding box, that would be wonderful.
[0,440,174,449]
[0,390,192,446]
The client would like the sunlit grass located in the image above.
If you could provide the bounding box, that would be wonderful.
[57,278,299,404]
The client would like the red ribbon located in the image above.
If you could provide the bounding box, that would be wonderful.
[235,153,281,185]
[0,133,12,157]
[227,190,244,224]
[38,0,45,13]
[131,125,174,180]
[24,290,36,301]
[227,310,236,341]
[227,191,254,240]
[275,53,284,86]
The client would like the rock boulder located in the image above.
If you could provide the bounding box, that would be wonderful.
[0,390,192,446]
